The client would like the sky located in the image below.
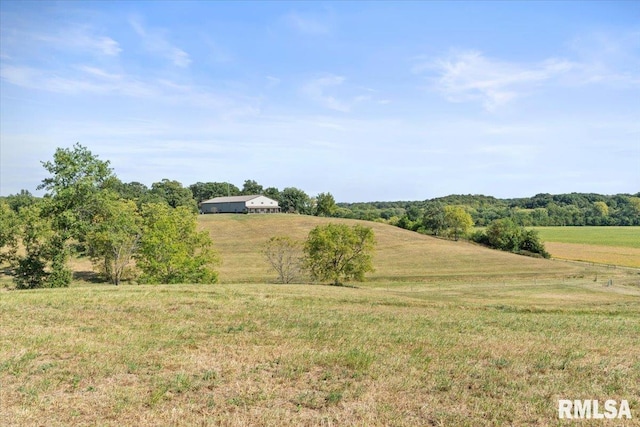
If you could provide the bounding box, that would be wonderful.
[1,1,639,202]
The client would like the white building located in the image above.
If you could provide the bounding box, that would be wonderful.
[199,195,281,214]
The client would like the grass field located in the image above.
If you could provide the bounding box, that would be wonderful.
[200,215,586,285]
[536,227,640,249]
[536,227,640,268]
[2,215,639,425]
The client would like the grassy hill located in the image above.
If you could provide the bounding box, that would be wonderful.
[2,214,640,425]
[199,214,587,285]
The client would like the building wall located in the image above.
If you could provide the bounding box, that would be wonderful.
[244,195,279,210]
[200,201,247,214]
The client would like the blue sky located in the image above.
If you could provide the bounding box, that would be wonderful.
[1,1,638,201]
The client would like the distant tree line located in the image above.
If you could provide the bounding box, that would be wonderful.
[336,193,640,228]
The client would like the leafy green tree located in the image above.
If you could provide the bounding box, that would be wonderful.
[280,187,311,214]
[38,143,116,243]
[314,192,337,217]
[0,201,19,265]
[263,187,281,202]
[422,203,447,236]
[473,218,549,258]
[5,190,38,213]
[264,236,304,284]
[189,182,241,202]
[485,218,522,251]
[151,179,197,212]
[87,195,143,285]
[12,204,71,289]
[137,204,219,284]
[304,223,375,285]
[241,179,264,195]
[443,205,473,241]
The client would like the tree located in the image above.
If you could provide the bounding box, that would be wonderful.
[314,192,337,217]
[189,182,241,203]
[263,187,281,202]
[87,195,142,285]
[0,201,19,265]
[443,205,473,241]
[12,204,71,289]
[264,236,304,284]
[280,187,311,214]
[5,190,37,213]
[38,143,116,243]
[473,218,550,258]
[241,179,264,195]
[422,202,447,236]
[304,223,375,286]
[137,204,219,284]
[485,218,522,251]
[151,179,197,212]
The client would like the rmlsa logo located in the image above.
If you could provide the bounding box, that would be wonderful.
[558,399,632,419]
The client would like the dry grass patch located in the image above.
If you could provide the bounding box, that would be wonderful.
[546,242,640,268]
[199,215,583,284]
[2,282,639,425]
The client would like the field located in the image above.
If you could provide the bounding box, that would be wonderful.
[536,227,640,268]
[1,215,639,425]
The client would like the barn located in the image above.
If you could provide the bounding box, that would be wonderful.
[200,195,281,214]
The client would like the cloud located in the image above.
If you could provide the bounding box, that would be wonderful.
[285,12,331,35]
[129,17,191,67]
[302,74,351,112]
[418,50,574,111]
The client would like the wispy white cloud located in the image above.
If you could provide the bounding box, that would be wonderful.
[300,75,383,113]
[302,74,351,112]
[285,12,332,35]
[416,50,574,111]
[29,26,122,57]
[129,16,191,67]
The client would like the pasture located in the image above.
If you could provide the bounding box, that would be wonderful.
[536,226,640,268]
[1,215,639,425]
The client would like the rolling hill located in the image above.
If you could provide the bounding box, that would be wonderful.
[198,214,584,285]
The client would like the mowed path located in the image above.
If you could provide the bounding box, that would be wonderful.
[546,242,640,268]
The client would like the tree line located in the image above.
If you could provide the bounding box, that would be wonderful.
[336,193,640,227]
[0,144,374,288]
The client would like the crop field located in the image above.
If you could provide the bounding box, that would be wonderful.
[536,227,640,268]
[1,216,639,425]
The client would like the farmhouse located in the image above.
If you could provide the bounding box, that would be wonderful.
[200,195,281,214]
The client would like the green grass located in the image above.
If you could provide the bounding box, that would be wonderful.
[534,226,640,268]
[536,226,640,248]
[1,281,639,426]
[1,216,639,425]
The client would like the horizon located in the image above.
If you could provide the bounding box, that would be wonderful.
[1,1,639,201]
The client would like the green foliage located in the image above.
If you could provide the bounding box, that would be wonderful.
[87,195,143,285]
[12,205,71,289]
[443,206,473,241]
[38,143,116,242]
[314,192,337,217]
[264,236,304,284]
[4,190,38,213]
[338,192,640,228]
[137,204,219,284]
[280,187,312,214]
[189,182,241,203]
[241,179,264,196]
[473,219,550,258]
[304,223,375,285]
[0,201,19,265]
[150,179,197,212]
[422,202,446,236]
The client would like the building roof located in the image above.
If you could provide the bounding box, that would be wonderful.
[201,195,273,204]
